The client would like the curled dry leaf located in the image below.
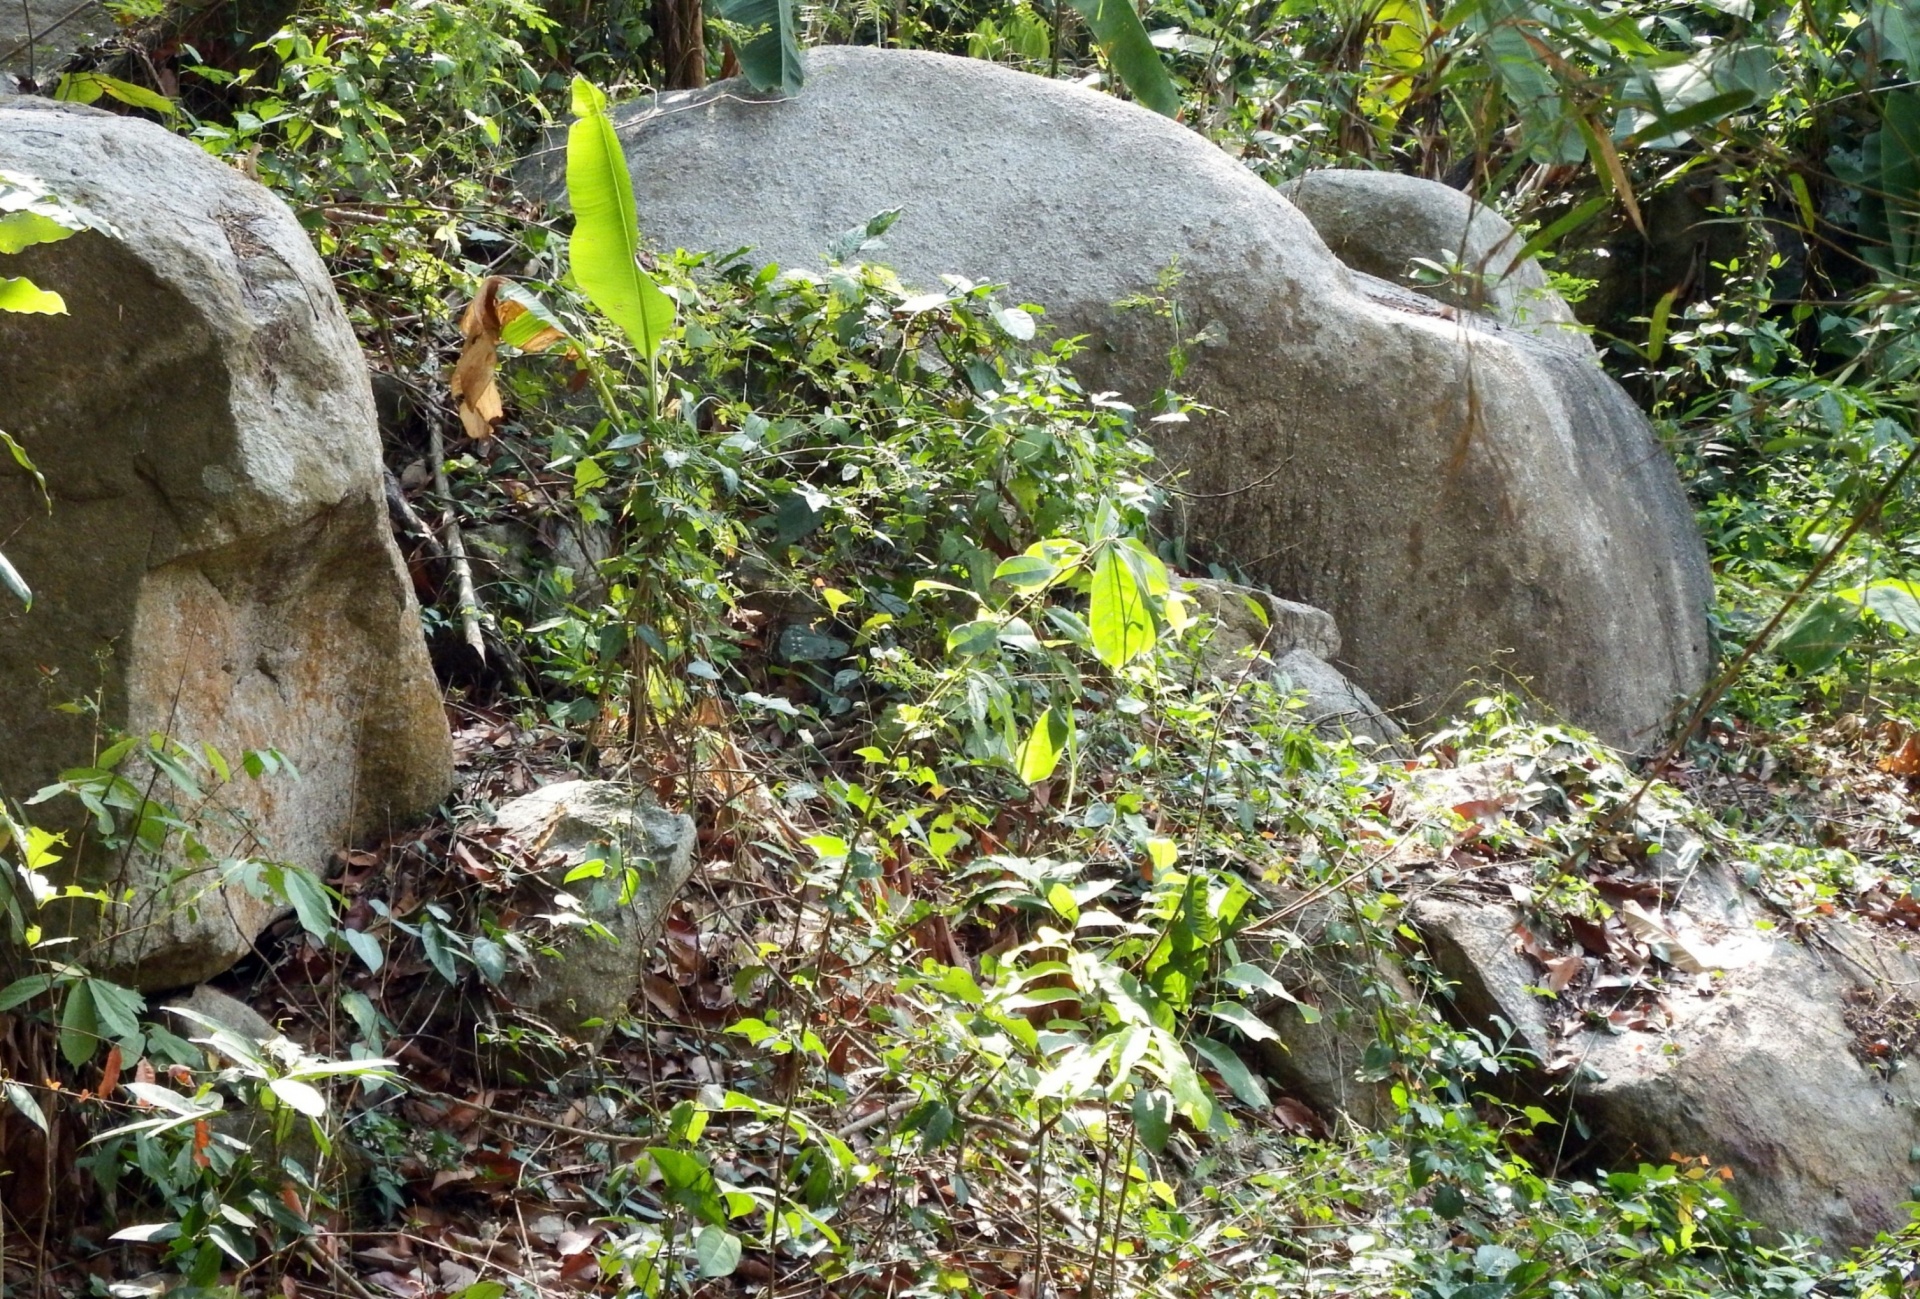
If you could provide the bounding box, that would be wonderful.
[1542,954,1583,993]
[98,1044,122,1098]
[451,276,573,441]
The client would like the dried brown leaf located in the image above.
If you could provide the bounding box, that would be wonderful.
[451,277,508,441]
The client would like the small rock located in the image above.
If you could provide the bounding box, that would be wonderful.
[1272,649,1407,750]
[489,781,697,1066]
[162,985,276,1045]
[1250,893,1411,1129]
[1180,578,1341,668]
[1178,579,1404,748]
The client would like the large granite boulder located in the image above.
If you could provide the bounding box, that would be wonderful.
[520,46,1714,749]
[0,98,452,988]
[1281,168,1584,343]
[1413,884,1920,1247]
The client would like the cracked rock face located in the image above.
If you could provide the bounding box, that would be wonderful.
[520,46,1713,748]
[0,99,452,989]
[1414,885,1920,1248]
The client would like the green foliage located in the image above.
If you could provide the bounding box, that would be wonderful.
[31,1,1920,1290]
[184,0,553,200]
[565,77,675,381]
[1065,0,1181,115]
[711,0,807,92]
[0,168,95,606]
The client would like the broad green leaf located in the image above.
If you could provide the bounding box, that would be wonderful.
[0,210,77,255]
[1207,1000,1279,1043]
[991,304,1036,340]
[993,554,1062,590]
[1155,1031,1213,1128]
[1064,0,1181,118]
[695,1226,742,1277]
[269,1077,327,1117]
[275,865,337,941]
[1017,707,1072,784]
[0,974,52,1011]
[1645,288,1679,363]
[87,978,144,1041]
[1035,1042,1108,1100]
[1047,881,1081,924]
[1472,0,1582,163]
[470,934,508,985]
[1220,962,1295,1002]
[122,1081,207,1115]
[1130,1086,1172,1153]
[1190,1034,1268,1107]
[55,71,179,116]
[1774,595,1859,674]
[1622,87,1756,148]
[59,979,99,1067]
[4,1080,46,1133]
[1840,579,1920,634]
[710,0,805,95]
[566,77,675,363]
[342,926,384,974]
[946,618,1001,657]
[109,1222,181,1243]
[1089,545,1155,668]
[0,276,65,315]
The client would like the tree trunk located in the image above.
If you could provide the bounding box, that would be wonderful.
[655,0,705,89]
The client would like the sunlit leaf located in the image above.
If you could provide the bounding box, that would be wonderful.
[3,1080,46,1133]
[1089,545,1155,668]
[567,78,674,364]
[1017,706,1072,784]
[0,276,66,315]
[1064,0,1180,118]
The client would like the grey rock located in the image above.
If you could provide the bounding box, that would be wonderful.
[492,781,697,1055]
[0,100,453,989]
[1250,893,1411,1129]
[162,984,277,1045]
[0,0,113,83]
[1412,889,1920,1248]
[524,47,1713,749]
[1180,577,1340,666]
[1272,649,1407,750]
[1408,897,1552,1058]
[1178,578,1404,747]
[1282,169,1584,344]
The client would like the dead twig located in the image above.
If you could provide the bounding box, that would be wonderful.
[428,420,487,662]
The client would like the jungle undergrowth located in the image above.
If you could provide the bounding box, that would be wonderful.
[10,1,1920,1295]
